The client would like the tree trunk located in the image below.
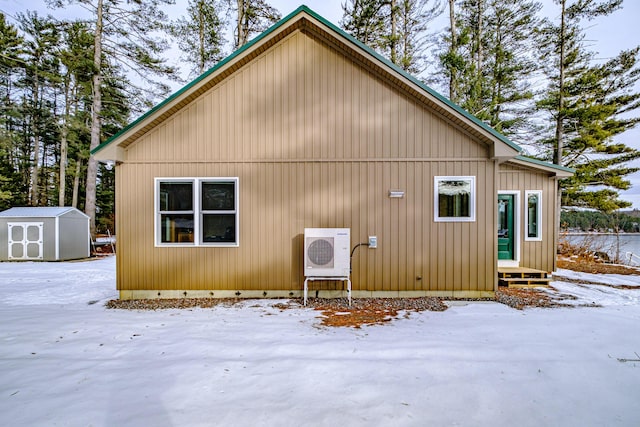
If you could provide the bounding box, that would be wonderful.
[59,76,71,207]
[390,0,397,65]
[236,0,245,48]
[198,0,205,74]
[448,0,457,102]
[476,0,483,74]
[555,0,567,260]
[29,76,40,206]
[86,0,103,238]
[402,2,409,69]
[555,0,566,166]
[72,158,81,208]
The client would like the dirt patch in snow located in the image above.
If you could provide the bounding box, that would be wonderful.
[551,275,640,289]
[495,287,556,310]
[494,287,585,310]
[303,297,448,328]
[557,258,640,275]
[105,298,242,310]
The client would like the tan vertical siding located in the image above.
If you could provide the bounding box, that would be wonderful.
[116,29,498,295]
[498,163,557,272]
[118,160,497,293]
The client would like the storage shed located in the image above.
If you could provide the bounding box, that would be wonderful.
[0,207,90,261]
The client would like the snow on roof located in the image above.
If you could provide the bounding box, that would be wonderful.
[0,206,88,218]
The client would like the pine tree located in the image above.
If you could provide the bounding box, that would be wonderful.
[0,13,24,208]
[48,0,178,236]
[229,0,281,49]
[457,0,487,117]
[171,0,225,77]
[15,11,61,206]
[95,65,128,234]
[440,0,462,102]
[342,0,443,73]
[58,21,94,207]
[438,0,542,140]
[341,0,387,52]
[537,0,640,212]
[396,0,444,74]
[484,0,541,138]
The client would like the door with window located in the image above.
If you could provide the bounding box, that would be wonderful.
[8,222,44,260]
[497,195,514,260]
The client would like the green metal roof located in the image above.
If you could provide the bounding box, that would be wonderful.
[513,155,575,174]
[93,4,524,156]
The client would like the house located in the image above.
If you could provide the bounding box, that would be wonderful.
[0,207,90,261]
[92,6,572,300]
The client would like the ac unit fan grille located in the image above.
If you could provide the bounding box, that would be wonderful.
[307,238,334,267]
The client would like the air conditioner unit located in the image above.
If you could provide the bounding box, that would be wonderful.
[304,228,351,277]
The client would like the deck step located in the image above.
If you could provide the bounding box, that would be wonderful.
[498,267,551,288]
[498,277,551,287]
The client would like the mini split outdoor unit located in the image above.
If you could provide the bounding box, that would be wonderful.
[304,228,351,278]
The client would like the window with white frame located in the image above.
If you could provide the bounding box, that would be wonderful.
[525,190,542,241]
[434,176,476,222]
[156,178,239,246]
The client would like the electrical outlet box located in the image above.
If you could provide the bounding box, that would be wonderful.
[368,236,377,248]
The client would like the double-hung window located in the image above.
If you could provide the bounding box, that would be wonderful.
[156,177,239,246]
[434,176,476,222]
[525,190,542,241]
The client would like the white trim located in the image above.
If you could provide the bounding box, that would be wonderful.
[154,177,239,247]
[55,216,60,261]
[497,191,520,267]
[7,222,44,260]
[498,260,520,268]
[154,177,194,247]
[524,190,543,241]
[86,216,91,257]
[198,179,239,246]
[434,176,476,222]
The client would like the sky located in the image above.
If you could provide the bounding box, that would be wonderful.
[1,256,640,426]
[1,0,640,208]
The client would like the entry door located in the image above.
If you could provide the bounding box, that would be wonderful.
[497,195,514,260]
[8,222,44,260]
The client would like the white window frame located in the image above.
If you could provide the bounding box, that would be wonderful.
[155,177,239,247]
[434,176,476,222]
[525,190,542,242]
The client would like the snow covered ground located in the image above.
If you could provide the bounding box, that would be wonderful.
[1,257,639,427]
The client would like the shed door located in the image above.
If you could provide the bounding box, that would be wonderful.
[8,222,44,260]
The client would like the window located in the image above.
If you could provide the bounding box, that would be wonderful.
[156,178,238,246]
[525,190,542,241]
[434,176,476,222]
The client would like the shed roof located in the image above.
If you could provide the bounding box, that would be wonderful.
[0,207,89,218]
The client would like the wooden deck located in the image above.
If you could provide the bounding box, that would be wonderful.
[498,267,551,288]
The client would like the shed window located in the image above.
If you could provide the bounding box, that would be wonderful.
[156,178,239,246]
[434,176,476,222]
[525,190,542,241]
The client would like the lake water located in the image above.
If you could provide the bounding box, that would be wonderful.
[563,233,640,264]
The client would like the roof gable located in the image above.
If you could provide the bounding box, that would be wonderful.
[92,5,549,168]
